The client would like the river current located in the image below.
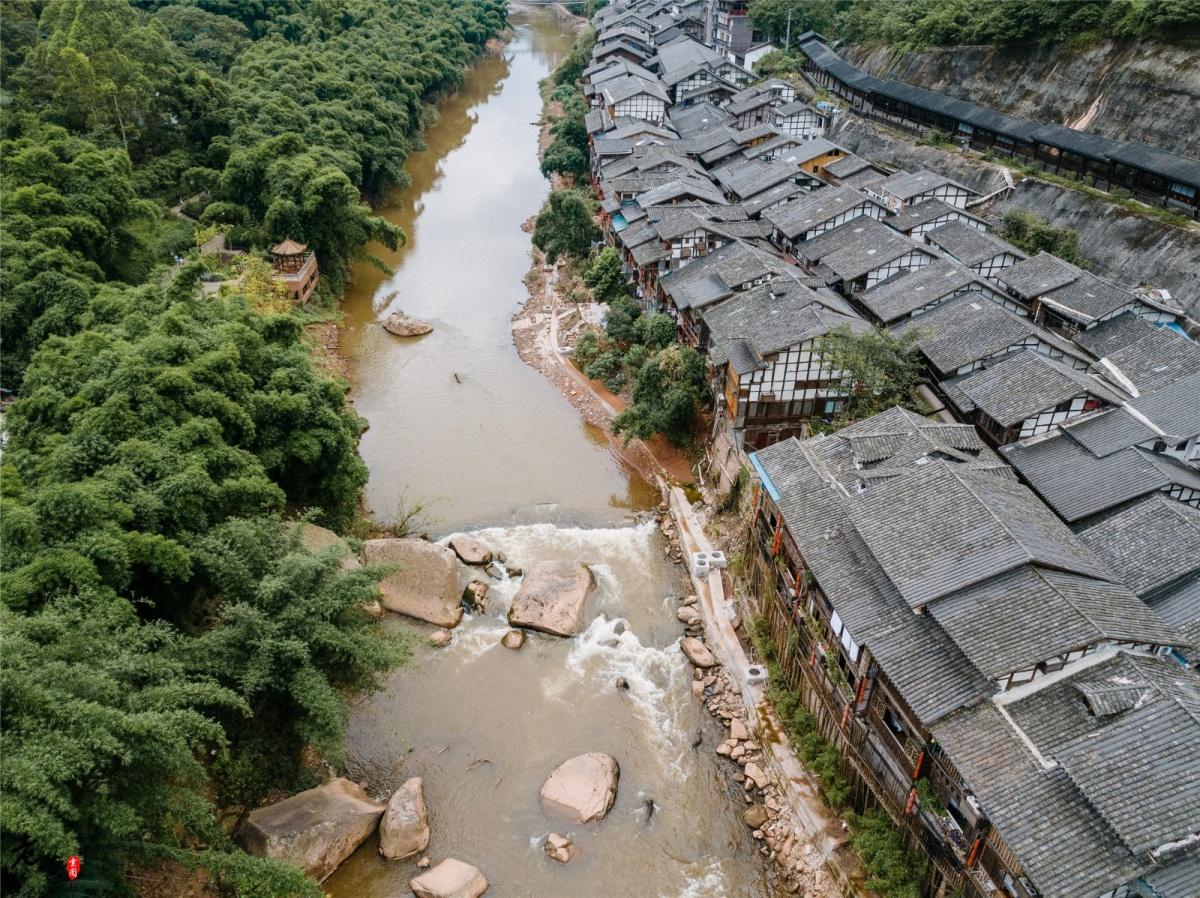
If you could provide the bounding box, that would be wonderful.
[326,9,772,896]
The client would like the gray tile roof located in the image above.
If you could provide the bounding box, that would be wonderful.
[947,350,1128,427]
[602,74,670,106]
[857,258,986,324]
[1040,270,1141,324]
[762,186,883,240]
[635,175,727,207]
[1001,432,1198,524]
[659,240,787,310]
[1089,324,1200,395]
[772,136,843,166]
[925,220,1025,267]
[703,280,868,370]
[1071,311,1159,357]
[712,158,800,201]
[1077,496,1200,642]
[796,216,935,282]
[741,181,805,217]
[932,652,1200,898]
[666,101,733,137]
[753,436,994,724]
[1128,371,1200,439]
[1059,406,1157,458]
[822,154,878,179]
[929,566,1180,679]
[883,198,983,234]
[996,251,1081,300]
[894,292,1054,376]
[829,406,1010,486]
[845,460,1111,609]
[1106,140,1200,188]
[1057,692,1200,856]
[1143,851,1200,898]
[877,168,972,201]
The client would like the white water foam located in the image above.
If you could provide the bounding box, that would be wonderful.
[551,613,692,781]
[663,861,731,898]
[445,622,512,661]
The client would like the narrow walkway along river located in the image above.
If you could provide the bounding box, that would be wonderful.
[326,8,774,898]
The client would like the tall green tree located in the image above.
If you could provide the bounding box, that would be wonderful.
[613,345,708,446]
[533,189,600,263]
[815,326,924,420]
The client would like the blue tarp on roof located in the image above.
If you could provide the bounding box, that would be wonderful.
[749,451,781,502]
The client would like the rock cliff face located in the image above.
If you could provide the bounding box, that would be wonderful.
[840,41,1200,158]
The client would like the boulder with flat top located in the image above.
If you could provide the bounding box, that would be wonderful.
[380,777,430,860]
[507,560,593,637]
[540,752,619,823]
[409,858,489,898]
[363,539,463,628]
[448,535,492,566]
[383,312,433,337]
[237,778,383,882]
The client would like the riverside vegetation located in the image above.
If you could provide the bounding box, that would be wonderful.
[0,1,506,895]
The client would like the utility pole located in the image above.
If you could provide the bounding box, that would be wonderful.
[785,8,793,50]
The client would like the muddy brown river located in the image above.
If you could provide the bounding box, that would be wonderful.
[326,9,773,897]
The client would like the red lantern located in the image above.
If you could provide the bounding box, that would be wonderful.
[66,855,82,880]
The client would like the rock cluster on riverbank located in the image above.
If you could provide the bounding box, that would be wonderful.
[660,507,841,897]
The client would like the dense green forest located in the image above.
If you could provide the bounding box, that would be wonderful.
[0,1,506,895]
[749,0,1200,51]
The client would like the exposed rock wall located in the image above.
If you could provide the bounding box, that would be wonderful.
[993,179,1200,320]
[828,117,1200,320]
[840,41,1200,159]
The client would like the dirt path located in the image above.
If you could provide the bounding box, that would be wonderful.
[512,234,695,486]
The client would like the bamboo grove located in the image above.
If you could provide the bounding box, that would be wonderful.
[0,1,507,895]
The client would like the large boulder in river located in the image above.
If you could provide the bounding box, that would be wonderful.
[540,752,619,823]
[409,859,489,898]
[363,539,463,628]
[507,560,593,637]
[448,535,492,566]
[383,312,433,337]
[237,778,383,882]
[380,777,430,860]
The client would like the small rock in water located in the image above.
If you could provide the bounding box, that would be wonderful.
[382,311,433,337]
[504,564,523,578]
[429,629,452,648]
[417,856,431,869]
[544,832,573,864]
[676,606,701,626]
[730,719,749,741]
[613,620,626,636]
[615,677,630,691]
[692,728,703,748]
[643,797,656,822]
[500,630,526,650]
[461,580,489,613]
[409,858,488,898]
